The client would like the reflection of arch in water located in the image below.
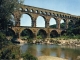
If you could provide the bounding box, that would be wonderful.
[50,30,58,38]
[37,29,47,39]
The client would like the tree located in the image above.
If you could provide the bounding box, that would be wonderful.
[0,0,23,59]
[0,0,23,30]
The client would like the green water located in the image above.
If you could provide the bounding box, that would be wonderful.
[20,44,80,60]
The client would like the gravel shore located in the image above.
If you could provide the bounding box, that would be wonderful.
[38,56,68,60]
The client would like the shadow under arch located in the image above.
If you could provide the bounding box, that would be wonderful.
[50,30,58,38]
[61,30,66,35]
[36,16,46,27]
[20,13,32,26]
[37,29,47,39]
[6,28,15,39]
[20,29,34,39]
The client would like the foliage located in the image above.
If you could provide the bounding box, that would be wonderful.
[0,43,21,59]
[37,35,42,39]
[0,0,23,59]
[22,51,38,60]
[0,0,23,30]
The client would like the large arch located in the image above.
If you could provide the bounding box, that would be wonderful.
[49,18,56,28]
[68,19,75,28]
[60,19,65,29]
[36,16,45,27]
[10,14,15,26]
[37,29,47,39]
[6,28,15,39]
[20,14,32,26]
[20,29,34,39]
[50,30,58,38]
[61,31,66,35]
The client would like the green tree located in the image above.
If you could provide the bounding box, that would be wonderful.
[0,0,23,30]
[0,0,23,59]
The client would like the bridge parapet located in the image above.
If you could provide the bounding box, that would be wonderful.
[20,5,79,19]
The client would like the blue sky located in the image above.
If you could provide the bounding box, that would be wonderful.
[20,0,80,27]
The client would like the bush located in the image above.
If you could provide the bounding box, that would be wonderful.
[22,51,38,60]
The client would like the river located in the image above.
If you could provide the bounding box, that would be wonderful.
[20,44,80,60]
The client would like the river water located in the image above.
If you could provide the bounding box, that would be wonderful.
[20,44,80,60]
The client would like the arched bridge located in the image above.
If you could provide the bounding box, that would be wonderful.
[9,5,80,39]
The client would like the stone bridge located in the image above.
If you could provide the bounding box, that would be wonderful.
[9,4,80,39]
[9,26,64,39]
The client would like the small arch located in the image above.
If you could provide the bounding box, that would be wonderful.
[50,30,58,38]
[44,12,47,15]
[49,12,51,15]
[57,14,59,16]
[47,12,50,15]
[25,8,28,11]
[19,8,23,11]
[30,9,33,12]
[36,16,45,27]
[35,10,38,13]
[37,29,47,39]
[40,11,43,14]
[20,29,34,39]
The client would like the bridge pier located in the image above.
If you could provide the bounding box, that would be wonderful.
[54,17,61,29]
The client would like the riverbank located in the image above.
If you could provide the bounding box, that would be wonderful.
[38,56,68,60]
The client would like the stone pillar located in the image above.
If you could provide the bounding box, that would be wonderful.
[32,20,36,27]
[15,20,20,26]
[32,17,36,27]
[65,19,69,29]
[55,17,61,29]
[45,20,49,28]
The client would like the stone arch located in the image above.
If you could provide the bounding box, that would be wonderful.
[61,30,66,35]
[68,19,75,28]
[49,17,57,28]
[20,28,34,39]
[20,13,32,26]
[36,16,46,27]
[6,28,15,37]
[50,30,58,38]
[10,14,15,26]
[60,19,66,29]
[37,29,47,39]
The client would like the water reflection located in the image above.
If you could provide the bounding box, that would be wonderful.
[20,44,80,60]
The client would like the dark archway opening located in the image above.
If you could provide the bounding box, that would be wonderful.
[61,31,66,36]
[20,29,34,40]
[6,28,15,40]
[50,30,58,38]
[37,29,47,39]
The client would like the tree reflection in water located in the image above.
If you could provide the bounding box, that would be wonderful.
[20,44,80,60]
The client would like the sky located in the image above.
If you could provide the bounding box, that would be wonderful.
[20,0,80,27]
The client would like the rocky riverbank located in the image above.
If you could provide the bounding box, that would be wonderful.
[38,56,68,60]
[16,38,80,47]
